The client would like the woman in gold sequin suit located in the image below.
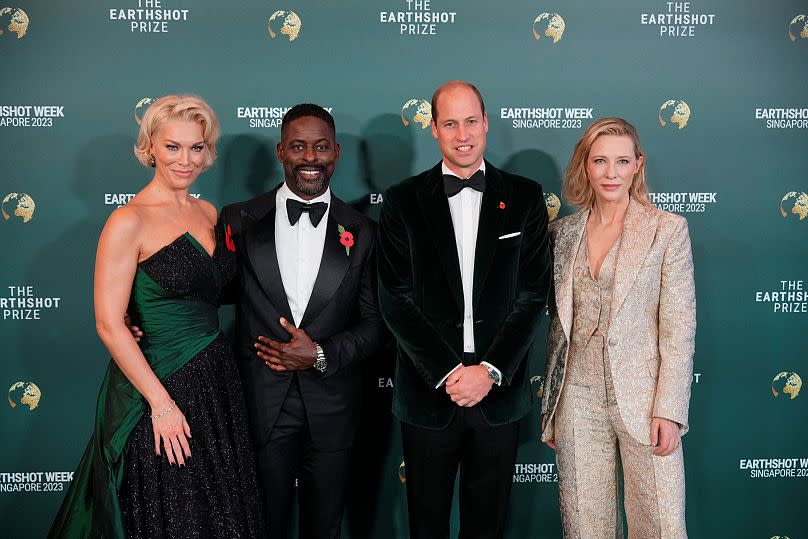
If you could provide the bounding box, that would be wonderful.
[541,118,695,538]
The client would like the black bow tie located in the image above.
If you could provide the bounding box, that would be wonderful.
[443,170,486,197]
[286,199,328,227]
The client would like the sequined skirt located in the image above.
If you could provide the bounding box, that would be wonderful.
[120,337,264,538]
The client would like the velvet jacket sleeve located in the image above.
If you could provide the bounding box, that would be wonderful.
[478,182,552,386]
[376,188,462,388]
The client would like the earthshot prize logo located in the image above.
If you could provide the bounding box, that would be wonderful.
[640,1,716,37]
[0,6,28,38]
[658,99,690,129]
[788,14,808,42]
[108,0,190,33]
[754,280,807,314]
[379,0,457,36]
[780,192,808,220]
[530,375,545,398]
[1,285,62,320]
[7,381,40,410]
[0,104,65,128]
[771,372,802,400]
[1,193,35,223]
[268,10,301,41]
[134,97,155,125]
[401,98,431,129]
[532,12,565,43]
[544,193,561,221]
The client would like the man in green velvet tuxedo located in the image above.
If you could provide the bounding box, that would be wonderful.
[377,81,552,538]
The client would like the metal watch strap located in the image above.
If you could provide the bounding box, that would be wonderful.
[313,342,327,373]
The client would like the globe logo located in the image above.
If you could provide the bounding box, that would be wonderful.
[532,12,565,44]
[779,191,808,220]
[658,99,691,129]
[134,97,156,125]
[7,381,41,411]
[1,192,35,223]
[398,460,406,484]
[0,7,28,39]
[530,375,545,398]
[771,372,801,400]
[401,99,432,129]
[268,10,302,42]
[771,536,792,539]
[788,14,808,42]
[544,192,561,221]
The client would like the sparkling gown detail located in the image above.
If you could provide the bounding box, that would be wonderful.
[50,225,264,538]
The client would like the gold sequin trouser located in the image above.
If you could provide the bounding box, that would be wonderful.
[554,335,687,539]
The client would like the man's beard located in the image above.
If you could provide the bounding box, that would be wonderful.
[293,166,329,197]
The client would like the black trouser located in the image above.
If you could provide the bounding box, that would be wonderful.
[401,402,519,539]
[255,376,351,539]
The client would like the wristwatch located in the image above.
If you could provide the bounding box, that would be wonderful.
[484,363,501,385]
[313,342,327,373]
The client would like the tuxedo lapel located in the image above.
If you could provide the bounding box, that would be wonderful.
[244,198,295,323]
[472,164,508,309]
[554,210,588,340]
[610,198,659,319]
[417,165,464,314]
[299,198,355,328]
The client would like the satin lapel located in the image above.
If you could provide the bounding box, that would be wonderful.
[244,202,295,323]
[610,199,659,319]
[417,166,464,314]
[554,210,588,340]
[299,199,354,328]
[471,165,508,308]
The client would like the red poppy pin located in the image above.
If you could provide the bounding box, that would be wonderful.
[337,224,354,256]
[499,202,506,209]
[225,224,236,253]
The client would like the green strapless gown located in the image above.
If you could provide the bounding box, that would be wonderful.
[49,227,263,538]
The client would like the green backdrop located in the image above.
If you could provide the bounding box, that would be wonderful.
[1,1,806,537]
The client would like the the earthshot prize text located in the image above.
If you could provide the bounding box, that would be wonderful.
[755,281,807,313]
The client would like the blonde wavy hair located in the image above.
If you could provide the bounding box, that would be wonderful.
[134,95,220,170]
[562,117,651,209]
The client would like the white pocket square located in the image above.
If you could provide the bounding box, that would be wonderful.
[498,232,521,240]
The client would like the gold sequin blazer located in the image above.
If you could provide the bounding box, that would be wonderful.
[541,198,696,444]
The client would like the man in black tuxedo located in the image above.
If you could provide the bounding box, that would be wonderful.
[377,81,552,538]
[220,104,384,538]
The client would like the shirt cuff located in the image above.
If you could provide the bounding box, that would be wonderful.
[480,361,502,386]
[435,363,463,389]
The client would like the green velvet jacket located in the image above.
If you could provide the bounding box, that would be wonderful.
[377,161,551,428]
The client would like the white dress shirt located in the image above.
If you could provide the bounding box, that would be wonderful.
[436,161,501,388]
[275,182,331,327]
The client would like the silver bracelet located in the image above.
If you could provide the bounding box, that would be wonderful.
[150,400,175,420]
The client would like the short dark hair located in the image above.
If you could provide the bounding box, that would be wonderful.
[431,81,486,122]
[281,103,335,135]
